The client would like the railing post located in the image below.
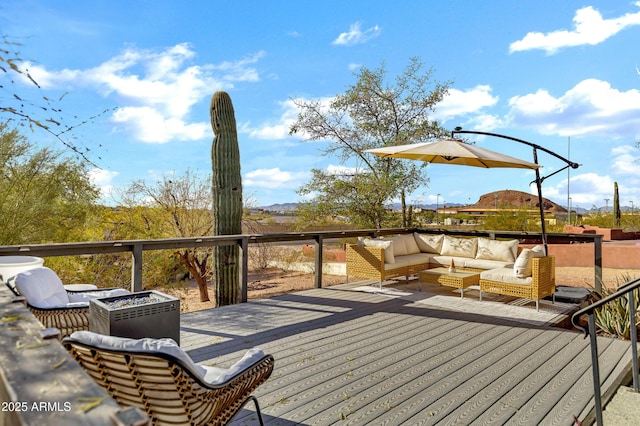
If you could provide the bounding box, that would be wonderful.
[314,235,324,289]
[588,313,603,426]
[594,234,603,294]
[131,243,143,292]
[629,289,639,392]
[240,237,249,303]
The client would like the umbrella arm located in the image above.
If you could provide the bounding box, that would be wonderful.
[452,127,581,258]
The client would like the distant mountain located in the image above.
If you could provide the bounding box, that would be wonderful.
[472,190,567,213]
[260,192,619,214]
[260,203,299,212]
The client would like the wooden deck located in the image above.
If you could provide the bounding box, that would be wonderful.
[180,285,632,425]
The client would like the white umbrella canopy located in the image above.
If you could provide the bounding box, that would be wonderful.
[364,138,540,170]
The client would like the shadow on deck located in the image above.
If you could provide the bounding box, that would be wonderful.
[180,281,632,425]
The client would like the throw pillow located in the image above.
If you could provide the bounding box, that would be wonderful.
[513,245,545,278]
[476,238,519,262]
[513,249,533,278]
[414,233,443,254]
[440,235,478,258]
[363,238,395,264]
[385,234,420,256]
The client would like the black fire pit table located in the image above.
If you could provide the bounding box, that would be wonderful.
[89,290,181,344]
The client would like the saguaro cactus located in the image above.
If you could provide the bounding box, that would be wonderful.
[211,91,242,306]
[613,181,621,227]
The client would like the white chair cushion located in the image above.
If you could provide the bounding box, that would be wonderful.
[69,331,207,378]
[513,245,545,278]
[67,288,130,303]
[203,348,266,385]
[362,238,395,264]
[414,233,443,254]
[441,236,478,258]
[15,267,70,308]
[70,331,266,387]
[476,238,519,263]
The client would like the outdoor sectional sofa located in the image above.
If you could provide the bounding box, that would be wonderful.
[346,233,555,309]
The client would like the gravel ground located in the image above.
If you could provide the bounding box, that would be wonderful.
[555,266,640,290]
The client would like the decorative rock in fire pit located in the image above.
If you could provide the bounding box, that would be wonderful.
[89,290,180,344]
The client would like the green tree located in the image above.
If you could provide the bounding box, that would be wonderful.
[0,123,100,245]
[120,170,213,302]
[290,57,450,229]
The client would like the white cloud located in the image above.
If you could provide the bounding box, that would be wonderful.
[244,96,336,141]
[243,99,299,140]
[544,145,640,207]
[510,3,640,54]
[332,22,381,46]
[25,43,264,143]
[433,85,498,122]
[544,172,614,206]
[88,168,119,200]
[611,145,640,177]
[244,168,308,189]
[507,79,640,138]
[111,106,209,143]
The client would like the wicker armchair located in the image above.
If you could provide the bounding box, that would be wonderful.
[10,267,129,338]
[63,331,275,426]
[479,256,556,310]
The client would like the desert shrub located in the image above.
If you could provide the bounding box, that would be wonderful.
[593,273,640,340]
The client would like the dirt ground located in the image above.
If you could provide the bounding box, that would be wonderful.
[159,269,346,313]
[158,266,640,313]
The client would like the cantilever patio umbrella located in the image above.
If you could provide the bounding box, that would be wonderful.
[364,137,540,169]
[365,137,549,250]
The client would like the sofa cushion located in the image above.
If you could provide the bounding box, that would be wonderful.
[481,267,533,285]
[414,233,443,254]
[441,236,478,258]
[429,256,511,271]
[386,234,420,256]
[476,238,519,263]
[390,253,433,268]
[460,257,514,270]
[513,245,545,278]
[362,238,395,264]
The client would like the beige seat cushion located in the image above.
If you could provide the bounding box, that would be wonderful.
[481,267,533,285]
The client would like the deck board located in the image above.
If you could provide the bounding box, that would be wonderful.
[179,287,632,425]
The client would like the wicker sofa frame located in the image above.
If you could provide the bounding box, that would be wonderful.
[63,337,275,426]
[346,242,556,309]
[479,255,556,310]
[346,244,430,283]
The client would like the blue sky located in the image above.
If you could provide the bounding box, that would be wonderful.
[2,1,640,211]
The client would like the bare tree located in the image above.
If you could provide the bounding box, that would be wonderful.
[122,170,213,302]
[1,36,110,166]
